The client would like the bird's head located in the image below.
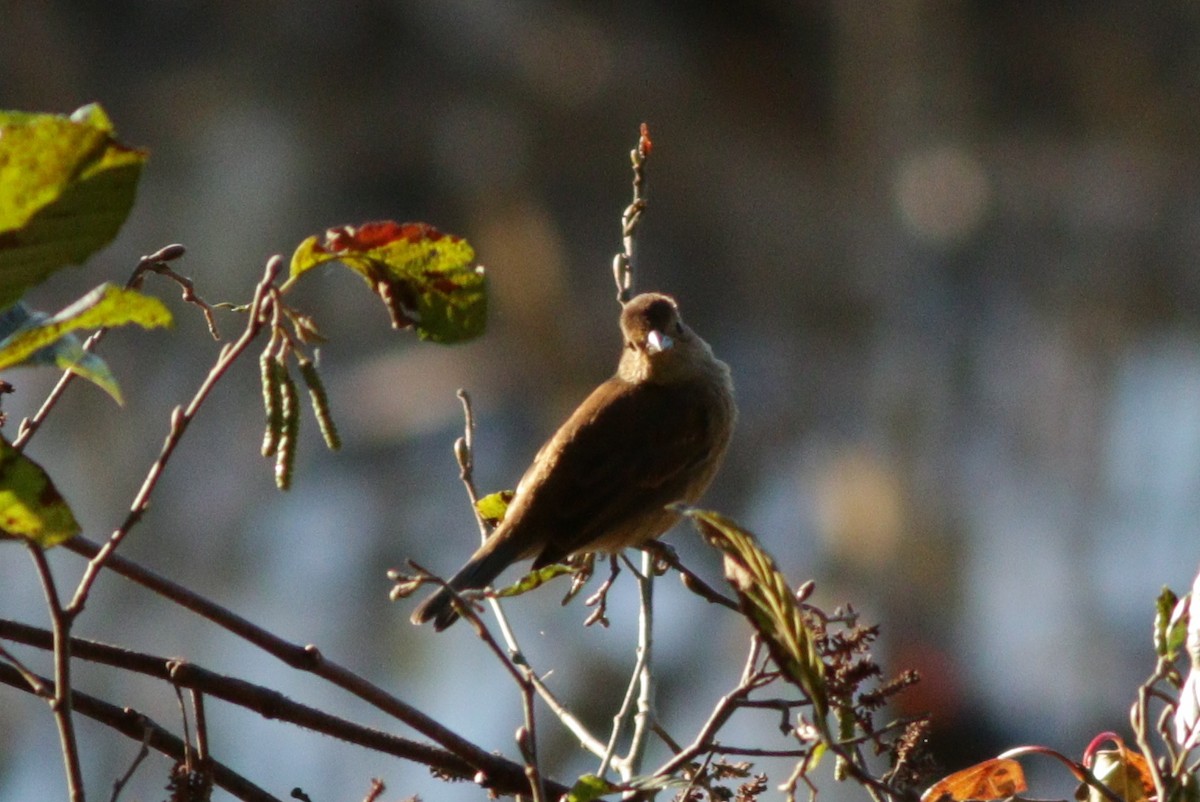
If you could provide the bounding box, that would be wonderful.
[618,292,716,384]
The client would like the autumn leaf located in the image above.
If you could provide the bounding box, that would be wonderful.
[286,220,486,344]
[920,758,1027,802]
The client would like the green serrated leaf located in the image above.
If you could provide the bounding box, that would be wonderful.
[0,104,147,308]
[679,506,830,725]
[0,283,171,376]
[285,220,486,344]
[0,434,79,548]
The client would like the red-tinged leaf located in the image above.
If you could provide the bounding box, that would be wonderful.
[286,220,486,344]
[920,758,1027,802]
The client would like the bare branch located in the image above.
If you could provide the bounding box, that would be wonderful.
[0,662,278,802]
[27,543,84,802]
[108,729,151,802]
[14,243,192,450]
[51,539,561,798]
[612,123,653,304]
[67,255,284,617]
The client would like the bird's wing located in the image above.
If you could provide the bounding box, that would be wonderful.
[511,376,724,565]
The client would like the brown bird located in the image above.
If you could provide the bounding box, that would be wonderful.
[411,292,736,630]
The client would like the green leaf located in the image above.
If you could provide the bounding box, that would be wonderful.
[564,774,617,802]
[285,220,486,343]
[0,434,79,548]
[495,562,576,597]
[42,333,122,402]
[0,104,147,309]
[1154,586,1187,662]
[0,284,172,401]
[474,489,513,526]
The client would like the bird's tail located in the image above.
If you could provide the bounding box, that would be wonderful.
[410,535,524,631]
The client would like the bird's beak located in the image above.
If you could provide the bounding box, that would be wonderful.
[646,330,673,354]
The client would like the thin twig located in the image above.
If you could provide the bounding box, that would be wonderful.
[593,124,661,783]
[14,243,190,451]
[451,389,556,802]
[66,256,283,618]
[644,542,739,611]
[582,556,620,627]
[360,779,386,802]
[0,642,50,697]
[53,539,561,798]
[174,682,195,772]
[596,557,656,781]
[192,688,210,762]
[0,617,481,782]
[132,262,220,339]
[1131,667,1171,802]
[530,670,610,758]
[612,123,653,305]
[455,595,548,802]
[0,662,278,802]
[651,635,765,780]
[27,543,84,802]
[454,389,490,542]
[108,729,152,802]
[452,389,527,644]
[616,550,657,777]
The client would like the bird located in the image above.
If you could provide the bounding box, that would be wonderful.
[411,292,736,630]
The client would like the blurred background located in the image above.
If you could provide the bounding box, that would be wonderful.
[3,2,1200,800]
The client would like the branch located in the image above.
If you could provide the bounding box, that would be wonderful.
[644,542,739,611]
[611,123,653,304]
[0,618,479,779]
[27,544,84,802]
[596,555,656,782]
[0,662,278,802]
[651,635,765,779]
[108,728,151,802]
[55,538,563,798]
[65,255,283,618]
[14,243,190,451]
[615,550,657,778]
